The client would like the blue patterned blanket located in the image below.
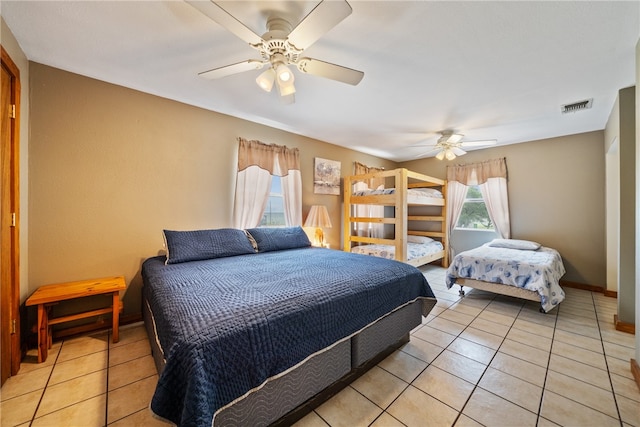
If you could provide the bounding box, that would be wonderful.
[446,243,566,312]
[142,247,435,426]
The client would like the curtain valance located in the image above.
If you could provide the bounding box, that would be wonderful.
[237,138,300,176]
[446,157,507,185]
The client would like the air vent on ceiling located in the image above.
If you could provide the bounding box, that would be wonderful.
[561,98,593,114]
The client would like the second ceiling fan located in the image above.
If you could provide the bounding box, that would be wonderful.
[187,0,364,103]
[425,131,497,161]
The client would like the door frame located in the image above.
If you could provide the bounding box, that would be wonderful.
[1,44,22,383]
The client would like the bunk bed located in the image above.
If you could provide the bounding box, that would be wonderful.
[343,168,448,268]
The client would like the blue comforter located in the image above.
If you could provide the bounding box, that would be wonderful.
[142,247,435,426]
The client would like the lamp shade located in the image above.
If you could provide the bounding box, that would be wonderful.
[304,205,332,228]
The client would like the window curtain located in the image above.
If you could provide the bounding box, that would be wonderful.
[446,158,510,258]
[233,138,302,228]
[352,162,385,238]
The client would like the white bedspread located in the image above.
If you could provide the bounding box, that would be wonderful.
[351,241,443,261]
[446,244,566,312]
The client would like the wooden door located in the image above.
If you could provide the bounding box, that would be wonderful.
[1,45,21,385]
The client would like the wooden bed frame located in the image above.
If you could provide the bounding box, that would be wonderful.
[343,167,448,268]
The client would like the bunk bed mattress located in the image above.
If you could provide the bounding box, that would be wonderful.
[351,240,444,261]
[446,244,566,312]
[142,248,435,427]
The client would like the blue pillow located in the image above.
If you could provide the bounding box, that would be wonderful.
[245,226,311,252]
[163,228,256,264]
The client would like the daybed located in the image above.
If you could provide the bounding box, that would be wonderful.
[446,238,566,313]
[142,227,437,426]
[343,168,449,268]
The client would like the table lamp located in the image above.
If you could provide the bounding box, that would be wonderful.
[304,205,332,247]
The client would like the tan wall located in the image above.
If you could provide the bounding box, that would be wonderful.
[1,17,30,301]
[401,131,606,287]
[28,63,396,316]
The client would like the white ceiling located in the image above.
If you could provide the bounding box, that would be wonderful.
[2,1,639,161]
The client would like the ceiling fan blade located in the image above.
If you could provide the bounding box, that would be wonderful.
[186,0,263,46]
[287,0,352,50]
[198,60,266,79]
[460,140,498,147]
[451,147,467,156]
[297,58,363,85]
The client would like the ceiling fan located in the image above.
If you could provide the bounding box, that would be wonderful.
[424,131,497,161]
[186,0,364,104]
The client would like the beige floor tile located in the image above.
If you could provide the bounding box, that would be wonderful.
[516,310,557,329]
[447,337,496,365]
[427,316,466,336]
[551,340,607,370]
[468,317,510,337]
[545,371,618,418]
[36,370,107,417]
[448,301,483,317]
[401,336,445,364]
[412,365,474,411]
[0,367,51,401]
[555,318,600,339]
[57,334,109,363]
[369,411,404,427]
[32,394,106,427]
[511,318,554,339]
[463,387,537,427]
[110,323,148,349]
[603,341,636,361]
[431,349,487,385]
[499,339,549,368]
[412,325,457,348]
[553,328,603,353]
[477,310,515,327]
[616,394,640,426]
[107,375,158,424]
[387,385,459,427]
[49,350,108,385]
[506,327,552,352]
[478,367,543,413]
[16,342,61,376]
[315,386,381,427]
[454,414,484,427]
[600,329,636,348]
[489,352,546,387]
[459,327,504,350]
[485,299,523,317]
[377,349,428,383]
[548,353,611,391]
[611,373,640,402]
[108,338,151,367]
[108,354,158,391]
[438,308,475,326]
[351,365,408,409]
[607,355,635,380]
[540,390,620,427]
[536,416,562,427]
[108,407,170,427]
[0,389,42,426]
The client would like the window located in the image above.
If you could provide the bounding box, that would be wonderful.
[455,185,494,230]
[259,176,285,226]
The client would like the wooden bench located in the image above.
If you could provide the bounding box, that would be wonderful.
[25,276,126,362]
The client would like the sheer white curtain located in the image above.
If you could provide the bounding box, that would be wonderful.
[233,138,302,228]
[447,158,510,259]
[352,162,384,238]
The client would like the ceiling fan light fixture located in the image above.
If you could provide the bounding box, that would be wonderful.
[435,150,446,161]
[445,149,456,161]
[256,68,276,92]
[276,78,296,97]
[276,63,293,83]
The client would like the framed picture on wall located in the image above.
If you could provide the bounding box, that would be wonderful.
[314,158,341,195]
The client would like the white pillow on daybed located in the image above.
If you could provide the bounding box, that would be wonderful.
[407,235,435,244]
[487,238,541,251]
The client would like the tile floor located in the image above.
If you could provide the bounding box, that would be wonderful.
[1,265,638,426]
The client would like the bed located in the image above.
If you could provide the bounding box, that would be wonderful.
[142,227,437,426]
[446,238,566,313]
[343,168,449,268]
